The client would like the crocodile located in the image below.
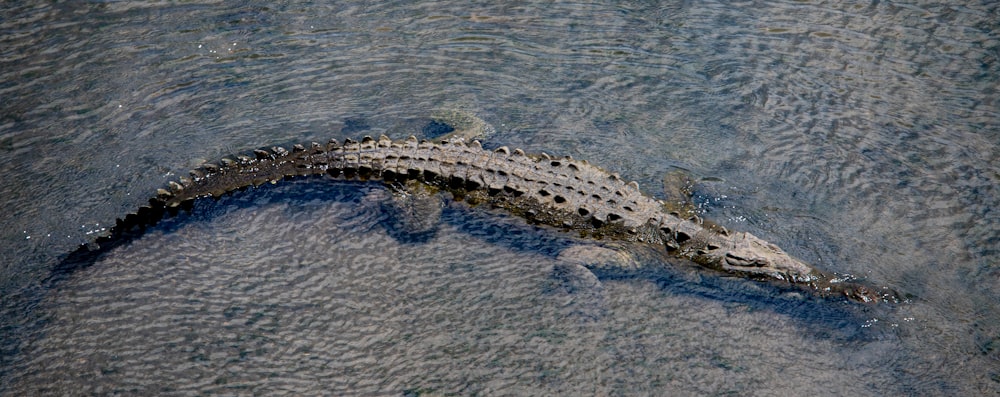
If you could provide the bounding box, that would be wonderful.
[79,135,899,304]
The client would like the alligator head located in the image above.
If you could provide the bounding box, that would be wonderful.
[688,231,820,284]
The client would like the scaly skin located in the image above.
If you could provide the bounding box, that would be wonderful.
[103,135,899,303]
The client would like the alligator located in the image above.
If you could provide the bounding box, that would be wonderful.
[76,135,899,304]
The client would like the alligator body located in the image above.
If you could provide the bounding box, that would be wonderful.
[100,135,898,303]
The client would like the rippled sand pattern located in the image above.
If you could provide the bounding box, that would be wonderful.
[1,0,998,395]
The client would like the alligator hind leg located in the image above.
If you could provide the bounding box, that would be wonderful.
[365,180,445,243]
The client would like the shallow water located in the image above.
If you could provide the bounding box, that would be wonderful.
[2,1,997,395]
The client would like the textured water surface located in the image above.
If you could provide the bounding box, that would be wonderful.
[1,1,997,395]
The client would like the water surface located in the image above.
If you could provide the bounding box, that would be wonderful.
[1,1,997,395]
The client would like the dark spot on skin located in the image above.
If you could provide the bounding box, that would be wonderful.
[623,206,634,212]
[607,213,622,222]
[591,194,602,200]
[551,161,562,167]
[538,189,551,197]
[382,169,398,182]
[358,165,373,179]
[676,231,691,243]
[464,179,482,191]
[554,195,566,204]
[568,163,579,171]
[254,149,271,159]
[578,207,590,217]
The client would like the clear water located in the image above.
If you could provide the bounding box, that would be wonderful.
[1,1,997,395]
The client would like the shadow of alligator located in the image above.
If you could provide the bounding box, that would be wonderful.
[44,178,890,337]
